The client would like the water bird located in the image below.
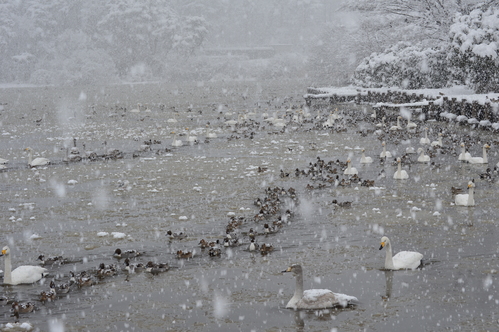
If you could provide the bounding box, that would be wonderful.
[11,301,35,314]
[176,250,193,259]
[419,127,430,145]
[458,143,472,161]
[199,239,216,249]
[130,103,141,113]
[389,116,403,131]
[37,254,66,265]
[209,247,222,257]
[1,246,47,285]
[343,159,358,175]
[282,264,357,310]
[145,261,170,274]
[455,180,475,206]
[379,236,423,270]
[248,239,259,251]
[113,248,141,259]
[431,133,443,147]
[360,149,373,164]
[379,141,392,158]
[167,230,187,240]
[260,243,274,254]
[393,158,409,180]
[39,281,57,303]
[171,132,183,147]
[467,144,489,164]
[417,148,431,163]
[25,147,50,167]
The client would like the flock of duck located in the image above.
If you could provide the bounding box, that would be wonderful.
[1,98,496,326]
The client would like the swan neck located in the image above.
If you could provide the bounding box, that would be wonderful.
[28,150,33,164]
[294,270,304,300]
[483,147,488,163]
[384,241,395,269]
[3,253,12,284]
[468,186,474,205]
[397,162,402,173]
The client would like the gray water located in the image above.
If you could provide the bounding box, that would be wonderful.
[0,80,498,331]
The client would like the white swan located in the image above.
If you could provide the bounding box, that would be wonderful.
[360,149,373,164]
[343,159,358,175]
[0,158,8,164]
[467,144,489,164]
[25,147,50,167]
[130,103,141,113]
[417,148,431,163]
[389,116,403,131]
[171,132,183,147]
[430,133,443,147]
[1,246,47,285]
[206,125,218,138]
[380,141,392,158]
[419,128,430,145]
[406,118,417,131]
[455,180,475,206]
[186,128,198,143]
[393,158,409,180]
[458,143,472,161]
[379,236,423,270]
[282,264,357,310]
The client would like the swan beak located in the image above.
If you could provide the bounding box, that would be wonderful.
[0,249,5,256]
[379,242,385,250]
[282,267,292,273]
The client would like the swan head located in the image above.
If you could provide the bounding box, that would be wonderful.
[468,180,475,188]
[24,147,33,152]
[282,264,302,275]
[396,157,402,163]
[417,148,423,153]
[484,144,490,149]
[382,141,386,146]
[379,236,389,250]
[460,143,465,148]
[1,246,9,256]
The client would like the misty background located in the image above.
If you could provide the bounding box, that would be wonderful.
[1,0,498,91]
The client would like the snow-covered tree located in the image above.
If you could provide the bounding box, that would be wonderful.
[352,42,450,89]
[448,6,499,93]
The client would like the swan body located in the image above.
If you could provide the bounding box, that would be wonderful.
[405,146,416,154]
[417,148,431,163]
[130,103,141,113]
[380,142,392,158]
[0,158,8,164]
[458,143,472,161]
[389,116,402,131]
[343,159,358,175]
[171,132,183,147]
[467,144,489,164]
[282,264,357,310]
[393,158,409,179]
[431,133,443,147]
[455,181,475,206]
[420,128,430,145]
[406,118,417,131]
[25,147,50,167]
[1,246,47,285]
[379,236,423,270]
[360,149,373,164]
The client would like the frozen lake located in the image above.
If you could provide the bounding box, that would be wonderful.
[0,80,498,331]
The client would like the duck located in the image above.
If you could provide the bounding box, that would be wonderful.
[70,271,94,288]
[260,243,274,255]
[417,148,431,163]
[360,149,373,164]
[379,141,392,158]
[1,246,47,285]
[37,254,65,265]
[171,132,183,147]
[198,239,216,249]
[113,248,141,259]
[379,236,423,270]
[25,147,50,167]
[467,144,490,164]
[419,128,430,145]
[167,230,187,240]
[282,264,357,310]
[96,263,118,279]
[209,247,222,257]
[393,158,409,180]
[176,250,193,259]
[389,116,403,131]
[455,180,475,206]
[248,239,260,251]
[343,159,358,175]
[39,281,57,303]
[145,261,170,274]
[458,143,472,161]
[430,133,443,147]
[123,258,145,274]
[11,301,35,314]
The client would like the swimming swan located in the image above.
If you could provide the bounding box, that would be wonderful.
[419,127,430,145]
[1,246,47,285]
[467,144,489,164]
[343,159,358,175]
[393,158,409,179]
[458,143,471,161]
[379,236,423,270]
[282,264,357,310]
[360,149,373,164]
[380,142,392,158]
[417,148,431,163]
[455,180,475,206]
[25,147,50,167]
